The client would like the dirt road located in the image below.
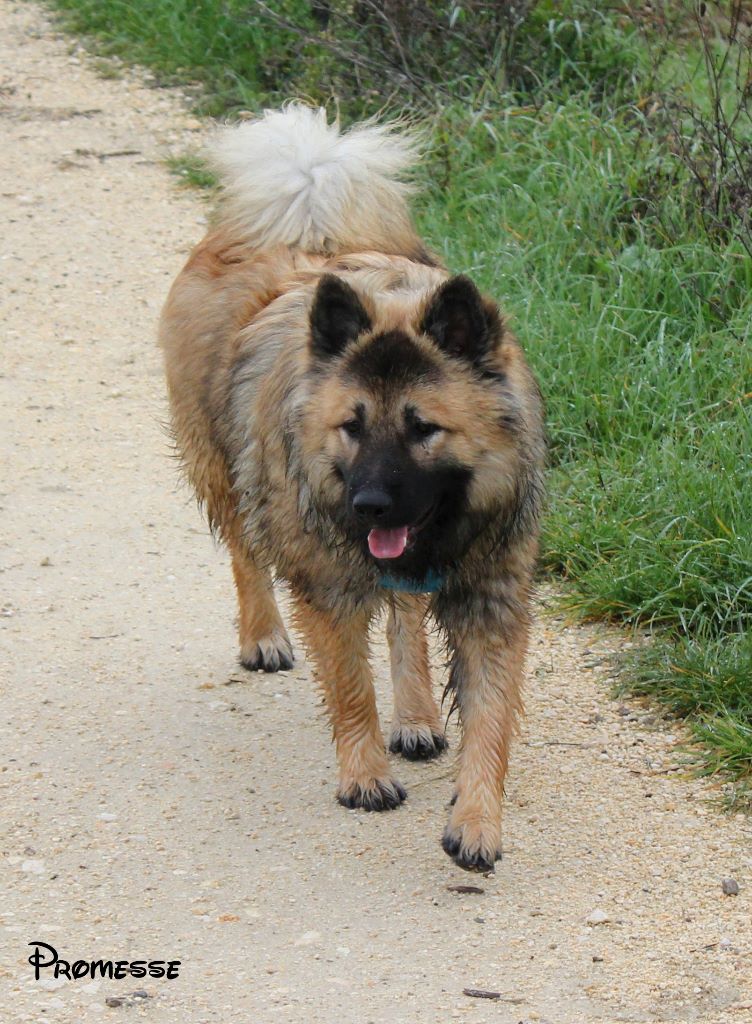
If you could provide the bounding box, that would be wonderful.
[1,4,750,1022]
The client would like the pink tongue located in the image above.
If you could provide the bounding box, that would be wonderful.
[368,526,408,559]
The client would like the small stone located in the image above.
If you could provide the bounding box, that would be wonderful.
[722,878,740,896]
[105,997,124,1008]
[39,978,65,991]
[463,988,502,1001]
[586,909,609,926]
[21,859,45,874]
[131,990,148,999]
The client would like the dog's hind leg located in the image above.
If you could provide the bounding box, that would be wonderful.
[386,595,447,761]
[292,596,406,811]
[229,536,294,673]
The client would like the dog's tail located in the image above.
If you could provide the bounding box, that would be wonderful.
[208,104,425,258]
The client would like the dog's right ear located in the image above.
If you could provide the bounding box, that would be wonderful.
[310,275,372,359]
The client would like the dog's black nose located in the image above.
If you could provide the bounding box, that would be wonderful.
[352,489,393,521]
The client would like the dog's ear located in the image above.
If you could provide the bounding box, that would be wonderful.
[420,276,502,366]
[310,275,372,359]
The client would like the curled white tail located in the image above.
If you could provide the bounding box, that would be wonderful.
[209,104,422,256]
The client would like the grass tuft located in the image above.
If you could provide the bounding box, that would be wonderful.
[166,153,218,192]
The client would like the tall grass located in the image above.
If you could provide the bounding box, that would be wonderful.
[45,0,752,801]
[48,0,308,114]
[415,103,751,799]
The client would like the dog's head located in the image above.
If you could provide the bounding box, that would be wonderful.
[298,273,540,579]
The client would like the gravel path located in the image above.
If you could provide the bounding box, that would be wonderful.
[1,4,750,1022]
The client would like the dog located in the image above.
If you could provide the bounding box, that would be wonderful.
[159,105,545,872]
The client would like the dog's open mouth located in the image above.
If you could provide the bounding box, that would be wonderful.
[367,505,436,560]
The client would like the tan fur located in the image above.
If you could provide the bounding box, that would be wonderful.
[386,596,444,758]
[443,595,529,865]
[160,112,545,872]
[291,598,400,808]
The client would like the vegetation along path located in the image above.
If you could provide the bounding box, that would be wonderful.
[1,4,750,1022]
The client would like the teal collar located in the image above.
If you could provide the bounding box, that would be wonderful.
[379,569,444,593]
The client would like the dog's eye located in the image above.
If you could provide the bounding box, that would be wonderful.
[340,419,362,439]
[411,420,442,440]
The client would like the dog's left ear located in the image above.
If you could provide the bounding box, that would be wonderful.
[420,276,502,367]
[310,275,372,359]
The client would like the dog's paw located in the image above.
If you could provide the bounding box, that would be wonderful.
[240,631,294,673]
[441,821,502,873]
[389,725,447,761]
[337,777,407,812]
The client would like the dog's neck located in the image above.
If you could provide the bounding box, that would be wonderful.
[378,569,444,593]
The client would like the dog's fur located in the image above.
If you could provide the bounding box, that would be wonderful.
[160,105,545,872]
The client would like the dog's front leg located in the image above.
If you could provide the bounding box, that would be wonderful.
[292,596,406,811]
[438,595,529,872]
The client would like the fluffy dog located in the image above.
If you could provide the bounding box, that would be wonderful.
[160,105,545,871]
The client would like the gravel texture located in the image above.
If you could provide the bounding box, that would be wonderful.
[1,4,750,1022]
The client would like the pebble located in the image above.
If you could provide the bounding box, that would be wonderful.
[21,859,45,874]
[721,878,740,896]
[586,909,610,926]
[463,988,502,1001]
[38,978,64,991]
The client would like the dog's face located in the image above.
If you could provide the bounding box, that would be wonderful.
[298,274,526,579]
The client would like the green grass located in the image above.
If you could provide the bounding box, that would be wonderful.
[45,1,752,802]
[626,631,752,804]
[415,101,751,798]
[48,0,308,115]
[165,153,217,191]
